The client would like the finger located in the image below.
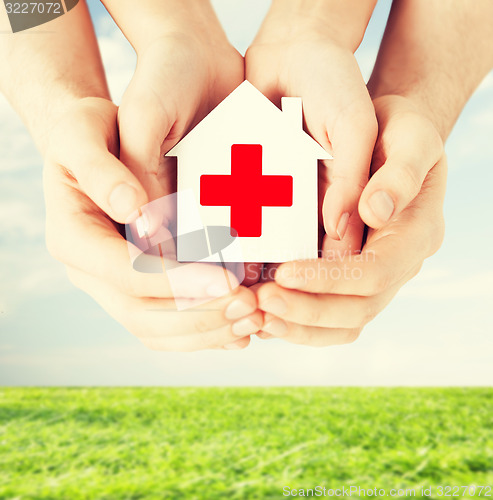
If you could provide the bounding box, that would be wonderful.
[64,149,148,225]
[262,313,362,347]
[67,266,262,349]
[143,310,262,351]
[257,277,405,329]
[321,100,378,240]
[321,210,365,259]
[274,232,425,297]
[141,321,252,352]
[44,164,240,299]
[52,100,148,224]
[359,99,443,228]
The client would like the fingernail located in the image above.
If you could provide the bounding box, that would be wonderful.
[336,212,350,240]
[110,183,138,220]
[206,283,232,297]
[368,190,394,222]
[260,296,287,316]
[263,318,288,337]
[136,212,150,238]
[224,341,246,350]
[225,300,255,320]
[232,317,259,336]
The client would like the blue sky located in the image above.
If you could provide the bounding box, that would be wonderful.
[0,0,492,385]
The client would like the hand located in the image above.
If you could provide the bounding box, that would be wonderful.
[116,8,244,229]
[43,98,262,351]
[255,95,446,346]
[112,5,264,286]
[245,1,378,244]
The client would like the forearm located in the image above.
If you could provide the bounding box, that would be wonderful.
[0,1,108,153]
[368,0,493,140]
[100,0,229,52]
[263,0,377,51]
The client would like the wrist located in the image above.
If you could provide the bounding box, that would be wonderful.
[103,0,230,54]
[27,91,110,155]
[267,0,375,52]
[368,76,452,141]
[367,0,493,142]
[42,97,115,157]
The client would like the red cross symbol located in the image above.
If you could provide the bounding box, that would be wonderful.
[200,144,293,237]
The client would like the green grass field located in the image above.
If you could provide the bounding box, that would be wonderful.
[0,388,492,499]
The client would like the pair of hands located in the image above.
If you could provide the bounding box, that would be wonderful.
[43,8,446,350]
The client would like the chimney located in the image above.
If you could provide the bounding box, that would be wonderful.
[281,97,303,129]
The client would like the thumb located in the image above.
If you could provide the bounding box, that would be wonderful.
[51,100,148,224]
[358,156,431,229]
[321,102,377,240]
[359,114,443,229]
[70,147,149,224]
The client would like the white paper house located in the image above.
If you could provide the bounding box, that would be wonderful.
[166,80,331,263]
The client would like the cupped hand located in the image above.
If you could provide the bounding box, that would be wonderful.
[245,5,378,243]
[115,14,264,286]
[43,97,262,351]
[255,95,446,346]
[117,24,243,227]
